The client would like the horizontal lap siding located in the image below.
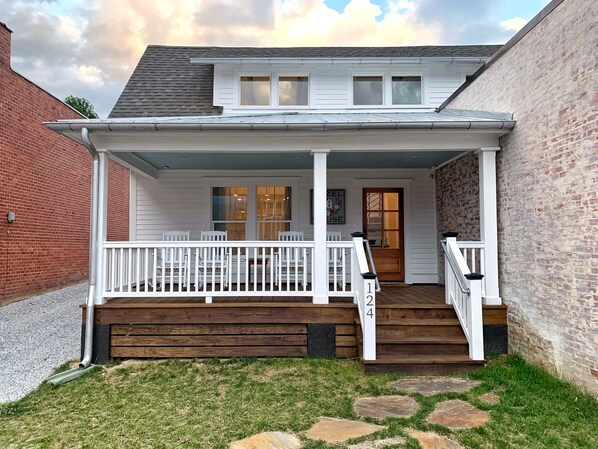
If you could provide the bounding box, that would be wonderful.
[134,169,438,282]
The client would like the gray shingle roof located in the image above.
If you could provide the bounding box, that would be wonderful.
[109,45,502,118]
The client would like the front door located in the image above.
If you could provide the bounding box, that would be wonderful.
[363,188,405,281]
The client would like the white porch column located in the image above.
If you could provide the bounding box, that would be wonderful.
[93,152,109,305]
[479,147,501,305]
[311,149,330,304]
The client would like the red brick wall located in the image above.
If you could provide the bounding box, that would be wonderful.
[0,26,129,303]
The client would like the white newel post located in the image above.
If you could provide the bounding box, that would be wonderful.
[478,148,501,305]
[362,273,377,361]
[94,152,109,305]
[465,273,484,360]
[311,149,329,304]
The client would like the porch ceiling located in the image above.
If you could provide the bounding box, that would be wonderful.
[134,150,465,170]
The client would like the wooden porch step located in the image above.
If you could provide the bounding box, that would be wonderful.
[376,306,458,320]
[361,355,485,375]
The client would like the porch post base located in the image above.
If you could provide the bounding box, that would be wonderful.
[483,296,502,306]
[313,295,329,305]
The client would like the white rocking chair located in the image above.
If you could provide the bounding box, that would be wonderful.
[197,231,230,288]
[274,231,306,288]
[327,231,345,289]
[157,231,190,289]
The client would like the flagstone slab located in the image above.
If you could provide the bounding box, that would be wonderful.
[426,400,491,429]
[390,377,481,396]
[354,395,419,419]
[230,431,302,449]
[348,436,406,448]
[406,429,465,449]
[479,392,500,405]
[305,417,385,443]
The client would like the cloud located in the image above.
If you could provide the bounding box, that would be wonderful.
[500,17,528,32]
[1,0,529,117]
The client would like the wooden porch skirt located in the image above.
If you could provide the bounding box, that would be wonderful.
[81,297,507,362]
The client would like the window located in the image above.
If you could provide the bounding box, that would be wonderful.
[240,76,270,106]
[353,76,383,105]
[212,187,247,240]
[257,186,292,239]
[212,185,292,240]
[392,76,422,105]
[278,76,308,106]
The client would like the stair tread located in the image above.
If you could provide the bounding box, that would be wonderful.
[376,319,462,326]
[363,355,484,365]
[375,336,468,344]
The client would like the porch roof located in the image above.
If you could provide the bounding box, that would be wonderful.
[47,109,514,134]
[45,109,514,176]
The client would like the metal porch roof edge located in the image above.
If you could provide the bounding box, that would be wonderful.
[45,109,515,136]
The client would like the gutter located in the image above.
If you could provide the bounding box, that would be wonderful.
[46,127,99,385]
[45,119,515,135]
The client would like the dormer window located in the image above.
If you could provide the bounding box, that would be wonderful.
[240,76,270,106]
[353,76,383,105]
[392,76,422,105]
[279,76,308,106]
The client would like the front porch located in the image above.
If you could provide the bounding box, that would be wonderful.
[47,110,513,372]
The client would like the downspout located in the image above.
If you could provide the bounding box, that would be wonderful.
[46,127,100,385]
[80,127,99,368]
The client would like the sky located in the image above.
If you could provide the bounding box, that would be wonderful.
[1,0,550,118]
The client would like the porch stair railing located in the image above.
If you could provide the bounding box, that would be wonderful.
[351,232,377,361]
[441,233,485,360]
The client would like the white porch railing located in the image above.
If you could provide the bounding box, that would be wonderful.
[457,241,486,298]
[441,235,484,360]
[351,234,377,361]
[102,240,355,301]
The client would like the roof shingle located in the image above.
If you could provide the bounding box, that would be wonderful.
[109,45,501,118]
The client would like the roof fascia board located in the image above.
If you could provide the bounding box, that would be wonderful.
[190,57,487,65]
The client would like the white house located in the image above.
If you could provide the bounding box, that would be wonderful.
[47,45,513,373]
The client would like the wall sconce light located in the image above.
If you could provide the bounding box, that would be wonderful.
[7,211,16,223]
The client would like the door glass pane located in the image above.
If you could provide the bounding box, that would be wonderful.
[214,222,246,241]
[212,187,247,221]
[383,192,399,210]
[392,76,422,105]
[240,76,270,106]
[366,192,383,210]
[366,212,382,228]
[353,76,383,105]
[384,212,400,229]
[257,186,292,240]
[383,230,400,249]
[279,76,308,106]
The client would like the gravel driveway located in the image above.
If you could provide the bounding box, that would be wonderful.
[0,283,86,403]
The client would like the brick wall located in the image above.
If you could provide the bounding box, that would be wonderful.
[0,24,129,304]
[444,0,597,394]
[435,151,481,283]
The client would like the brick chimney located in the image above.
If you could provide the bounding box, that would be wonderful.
[0,22,12,68]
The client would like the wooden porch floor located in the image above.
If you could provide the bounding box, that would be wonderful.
[106,284,445,306]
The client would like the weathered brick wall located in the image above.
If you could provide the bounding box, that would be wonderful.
[446,0,597,394]
[435,151,481,283]
[0,24,130,304]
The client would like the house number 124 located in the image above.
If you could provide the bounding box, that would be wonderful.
[366,283,374,318]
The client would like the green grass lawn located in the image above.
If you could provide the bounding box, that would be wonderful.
[0,355,596,449]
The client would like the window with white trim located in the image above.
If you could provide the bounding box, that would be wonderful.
[392,75,422,105]
[278,76,309,106]
[240,76,270,106]
[212,185,293,240]
[353,75,383,105]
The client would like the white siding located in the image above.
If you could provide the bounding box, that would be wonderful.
[213,63,481,113]
[427,65,464,107]
[133,168,438,283]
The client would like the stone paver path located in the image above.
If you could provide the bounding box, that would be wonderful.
[354,395,419,419]
[390,377,481,396]
[406,429,465,449]
[230,431,302,449]
[426,399,490,429]
[479,392,500,405]
[348,436,406,449]
[305,417,385,443]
